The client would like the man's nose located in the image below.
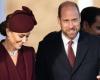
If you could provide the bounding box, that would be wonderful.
[68,21,74,28]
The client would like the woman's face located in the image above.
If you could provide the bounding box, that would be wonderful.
[6,28,30,50]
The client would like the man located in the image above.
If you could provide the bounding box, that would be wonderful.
[81,6,100,36]
[36,1,100,80]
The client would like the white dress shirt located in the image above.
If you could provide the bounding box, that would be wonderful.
[61,32,79,56]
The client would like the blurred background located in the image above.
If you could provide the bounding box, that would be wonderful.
[0,0,100,51]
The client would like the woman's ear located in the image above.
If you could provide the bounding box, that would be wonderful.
[6,28,11,37]
[6,28,9,34]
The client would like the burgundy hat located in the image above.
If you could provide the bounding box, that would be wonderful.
[7,6,37,33]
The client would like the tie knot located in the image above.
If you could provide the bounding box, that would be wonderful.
[68,41,73,46]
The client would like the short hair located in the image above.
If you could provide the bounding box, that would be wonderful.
[58,1,80,18]
[81,6,100,28]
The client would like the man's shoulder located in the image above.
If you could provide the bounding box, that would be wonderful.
[40,31,61,43]
[80,31,100,44]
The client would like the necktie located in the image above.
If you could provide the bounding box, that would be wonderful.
[67,41,76,67]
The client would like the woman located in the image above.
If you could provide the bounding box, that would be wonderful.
[0,6,37,80]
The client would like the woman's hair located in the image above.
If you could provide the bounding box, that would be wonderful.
[0,14,11,36]
[0,20,7,36]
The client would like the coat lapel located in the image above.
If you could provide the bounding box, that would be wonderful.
[57,32,72,73]
[23,48,33,80]
[0,44,21,80]
[59,42,72,73]
[72,32,90,73]
[0,44,9,80]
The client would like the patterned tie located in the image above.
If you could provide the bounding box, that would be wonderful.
[67,41,76,67]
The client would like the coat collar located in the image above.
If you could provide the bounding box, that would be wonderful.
[0,44,34,80]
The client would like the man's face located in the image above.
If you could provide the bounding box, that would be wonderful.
[58,6,81,39]
[90,15,100,36]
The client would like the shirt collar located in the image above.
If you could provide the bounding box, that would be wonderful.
[61,32,79,45]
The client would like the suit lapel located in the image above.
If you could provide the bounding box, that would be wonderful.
[57,32,72,73]
[59,42,72,73]
[72,32,90,73]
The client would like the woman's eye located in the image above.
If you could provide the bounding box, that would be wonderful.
[19,35,24,38]
[26,35,29,38]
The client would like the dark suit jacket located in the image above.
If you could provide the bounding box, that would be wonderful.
[36,31,100,80]
[0,44,36,80]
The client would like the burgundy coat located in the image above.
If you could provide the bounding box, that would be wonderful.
[0,44,36,80]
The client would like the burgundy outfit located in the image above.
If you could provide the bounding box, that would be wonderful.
[0,43,35,80]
